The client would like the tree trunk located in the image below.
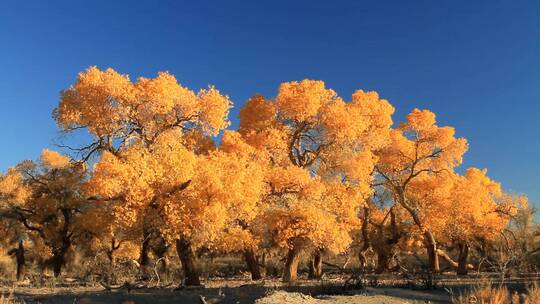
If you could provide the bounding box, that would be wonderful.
[358,206,371,272]
[153,235,168,277]
[375,250,391,274]
[359,250,369,271]
[457,242,469,275]
[424,231,440,273]
[244,248,262,280]
[139,231,151,268]
[282,247,301,283]
[51,249,67,278]
[15,240,25,281]
[308,251,323,279]
[175,238,201,286]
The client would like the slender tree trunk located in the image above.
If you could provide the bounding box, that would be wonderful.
[282,247,301,282]
[15,240,25,281]
[308,251,323,279]
[359,206,371,271]
[457,242,469,275]
[175,238,201,286]
[140,231,151,268]
[424,231,440,273]
[359,251,369,271]
[244,248,262,280]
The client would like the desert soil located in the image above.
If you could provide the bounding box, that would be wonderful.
[1,281,453,304]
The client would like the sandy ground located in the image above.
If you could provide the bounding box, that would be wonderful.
[1,281,453,304]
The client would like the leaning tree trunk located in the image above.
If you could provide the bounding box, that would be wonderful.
[176,238,201,286]
[457,242,470,275]
[424,230,440,274]
[244,248,262,280]
[308,251,323,279]
[282,247,301,283]
[139,231,151,268]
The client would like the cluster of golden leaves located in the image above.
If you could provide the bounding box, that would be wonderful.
[55,66,232,140]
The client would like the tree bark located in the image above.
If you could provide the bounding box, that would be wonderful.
[244,248,262,280]
[176,238,201,286]
[107,237,122,266]
[375,250,392,274]
[139,230,151,268]
[51,245,69,278]
[153,235,168,277]
[308,251,323,279]
[282,247,301,282]
[436,248,474,271]
[358,206,371,271]
[9,240,25,281]
[424,230,440,273]
[457,242,469,275]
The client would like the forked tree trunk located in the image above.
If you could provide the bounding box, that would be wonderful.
[176,238,201,286]
[282,247,301,282]
[424,231,440,273]
[107,237,122,267]
[153,235,169,277]
[244,248,262,280]
[308,251,323,279]
[457,242,470,275]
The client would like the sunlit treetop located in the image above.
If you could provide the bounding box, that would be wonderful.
[229,80,396,257]
[376,108,469,186]
[40,149,71,169]
[237,80,395,178]
[54,66,231,159]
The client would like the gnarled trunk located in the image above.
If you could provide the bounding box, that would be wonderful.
[424,230,440,273]
[107,237,122,266]
[51,242,70,278]
[282,247,301,282]
[457,242,469,275]
[244,248,262,280]
[308,251,323,279]
[175,238,200,286]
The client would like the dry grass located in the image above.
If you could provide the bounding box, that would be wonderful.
[0,291,24,304]
[453,282,540,304]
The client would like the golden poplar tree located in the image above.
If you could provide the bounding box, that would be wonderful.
[55,67,232,285]
[233,80,394,281]
[375,109,468,273]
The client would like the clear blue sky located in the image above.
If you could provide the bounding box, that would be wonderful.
[1,1,539,210]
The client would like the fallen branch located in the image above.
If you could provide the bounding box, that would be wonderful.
[436,249,473,270]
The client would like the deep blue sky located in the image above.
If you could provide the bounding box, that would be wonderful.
[1,1,539,210]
